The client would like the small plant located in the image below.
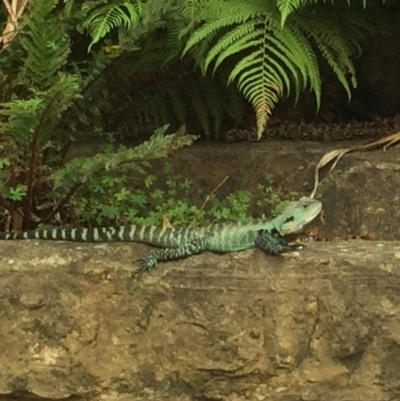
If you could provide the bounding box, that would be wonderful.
[0,0,311,231]
[69,161,252,227]
[68,161,300,228]
[255,173,299,217]
[207,190,251,222]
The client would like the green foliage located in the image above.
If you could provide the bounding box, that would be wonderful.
[69,160,294,227]
[0,117,196,229]
[77,0,387,140]
[0,0,394,230]
[49,125,197,194]
[80,1,145,51]
[71,159,278,227]
[182,0,379,137]
[6,185,27,202]
[0,0,80,141]
[80,0,252,138]
[20,0,71,88]
[108,57,247,139]
[0,0,84,229]
[0,0,198,230]
[255,173,299,217]
[0,75,82,148]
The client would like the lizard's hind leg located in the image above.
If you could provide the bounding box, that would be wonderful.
[134,236,210,276]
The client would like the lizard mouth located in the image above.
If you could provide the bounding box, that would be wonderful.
[278,197,322,236]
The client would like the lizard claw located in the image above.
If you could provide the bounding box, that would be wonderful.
[287,242,306,251]
[132,256,157,278]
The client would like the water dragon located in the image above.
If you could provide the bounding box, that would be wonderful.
[0,197,322,275]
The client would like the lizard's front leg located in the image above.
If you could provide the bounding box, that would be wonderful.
[134,236,210,276]
[255,230,304,255]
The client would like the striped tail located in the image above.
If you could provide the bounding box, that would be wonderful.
[0,226,136,241]
[0,225,205,247]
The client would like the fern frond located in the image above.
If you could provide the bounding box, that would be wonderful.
[227,22,290,135]
[49,126,198,192]
[21,0,70,88]
[35,73,82,137]
[280,22,321,107]
[183,0,382,136]
[182,1,323,137]
[82,1,144,51]
[317,5,376,56]
[296,12,357,98]
[180,0,226,20]
[182,0,261,57]
[198,13,312,137]
[236,56,287,99]
[277,0,318,27]
[209,21,262,71]
[0,98,44,146]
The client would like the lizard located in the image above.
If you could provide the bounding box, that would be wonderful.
[0,197,321,275]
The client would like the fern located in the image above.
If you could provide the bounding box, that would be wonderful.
[0,0,84,228]
[55,0,388,142]
[21,0,70,88]
[182,2,260,53]
[295,7,363,98]
[0,98,43,149]
[1,1,81,148]
[49,125,198,193]
[108,67,246,139]
[183,2,310,135]
[76,0,251,139]
[81,1,145,51]
[277,0,318,27]
[181,0,378,138]
[0,75,80,142]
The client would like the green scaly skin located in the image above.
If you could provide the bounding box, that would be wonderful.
[0,197,322,275]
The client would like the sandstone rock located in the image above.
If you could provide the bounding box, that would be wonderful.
[0,240,399,400]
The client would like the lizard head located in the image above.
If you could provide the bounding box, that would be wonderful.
[274,197,322,236]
